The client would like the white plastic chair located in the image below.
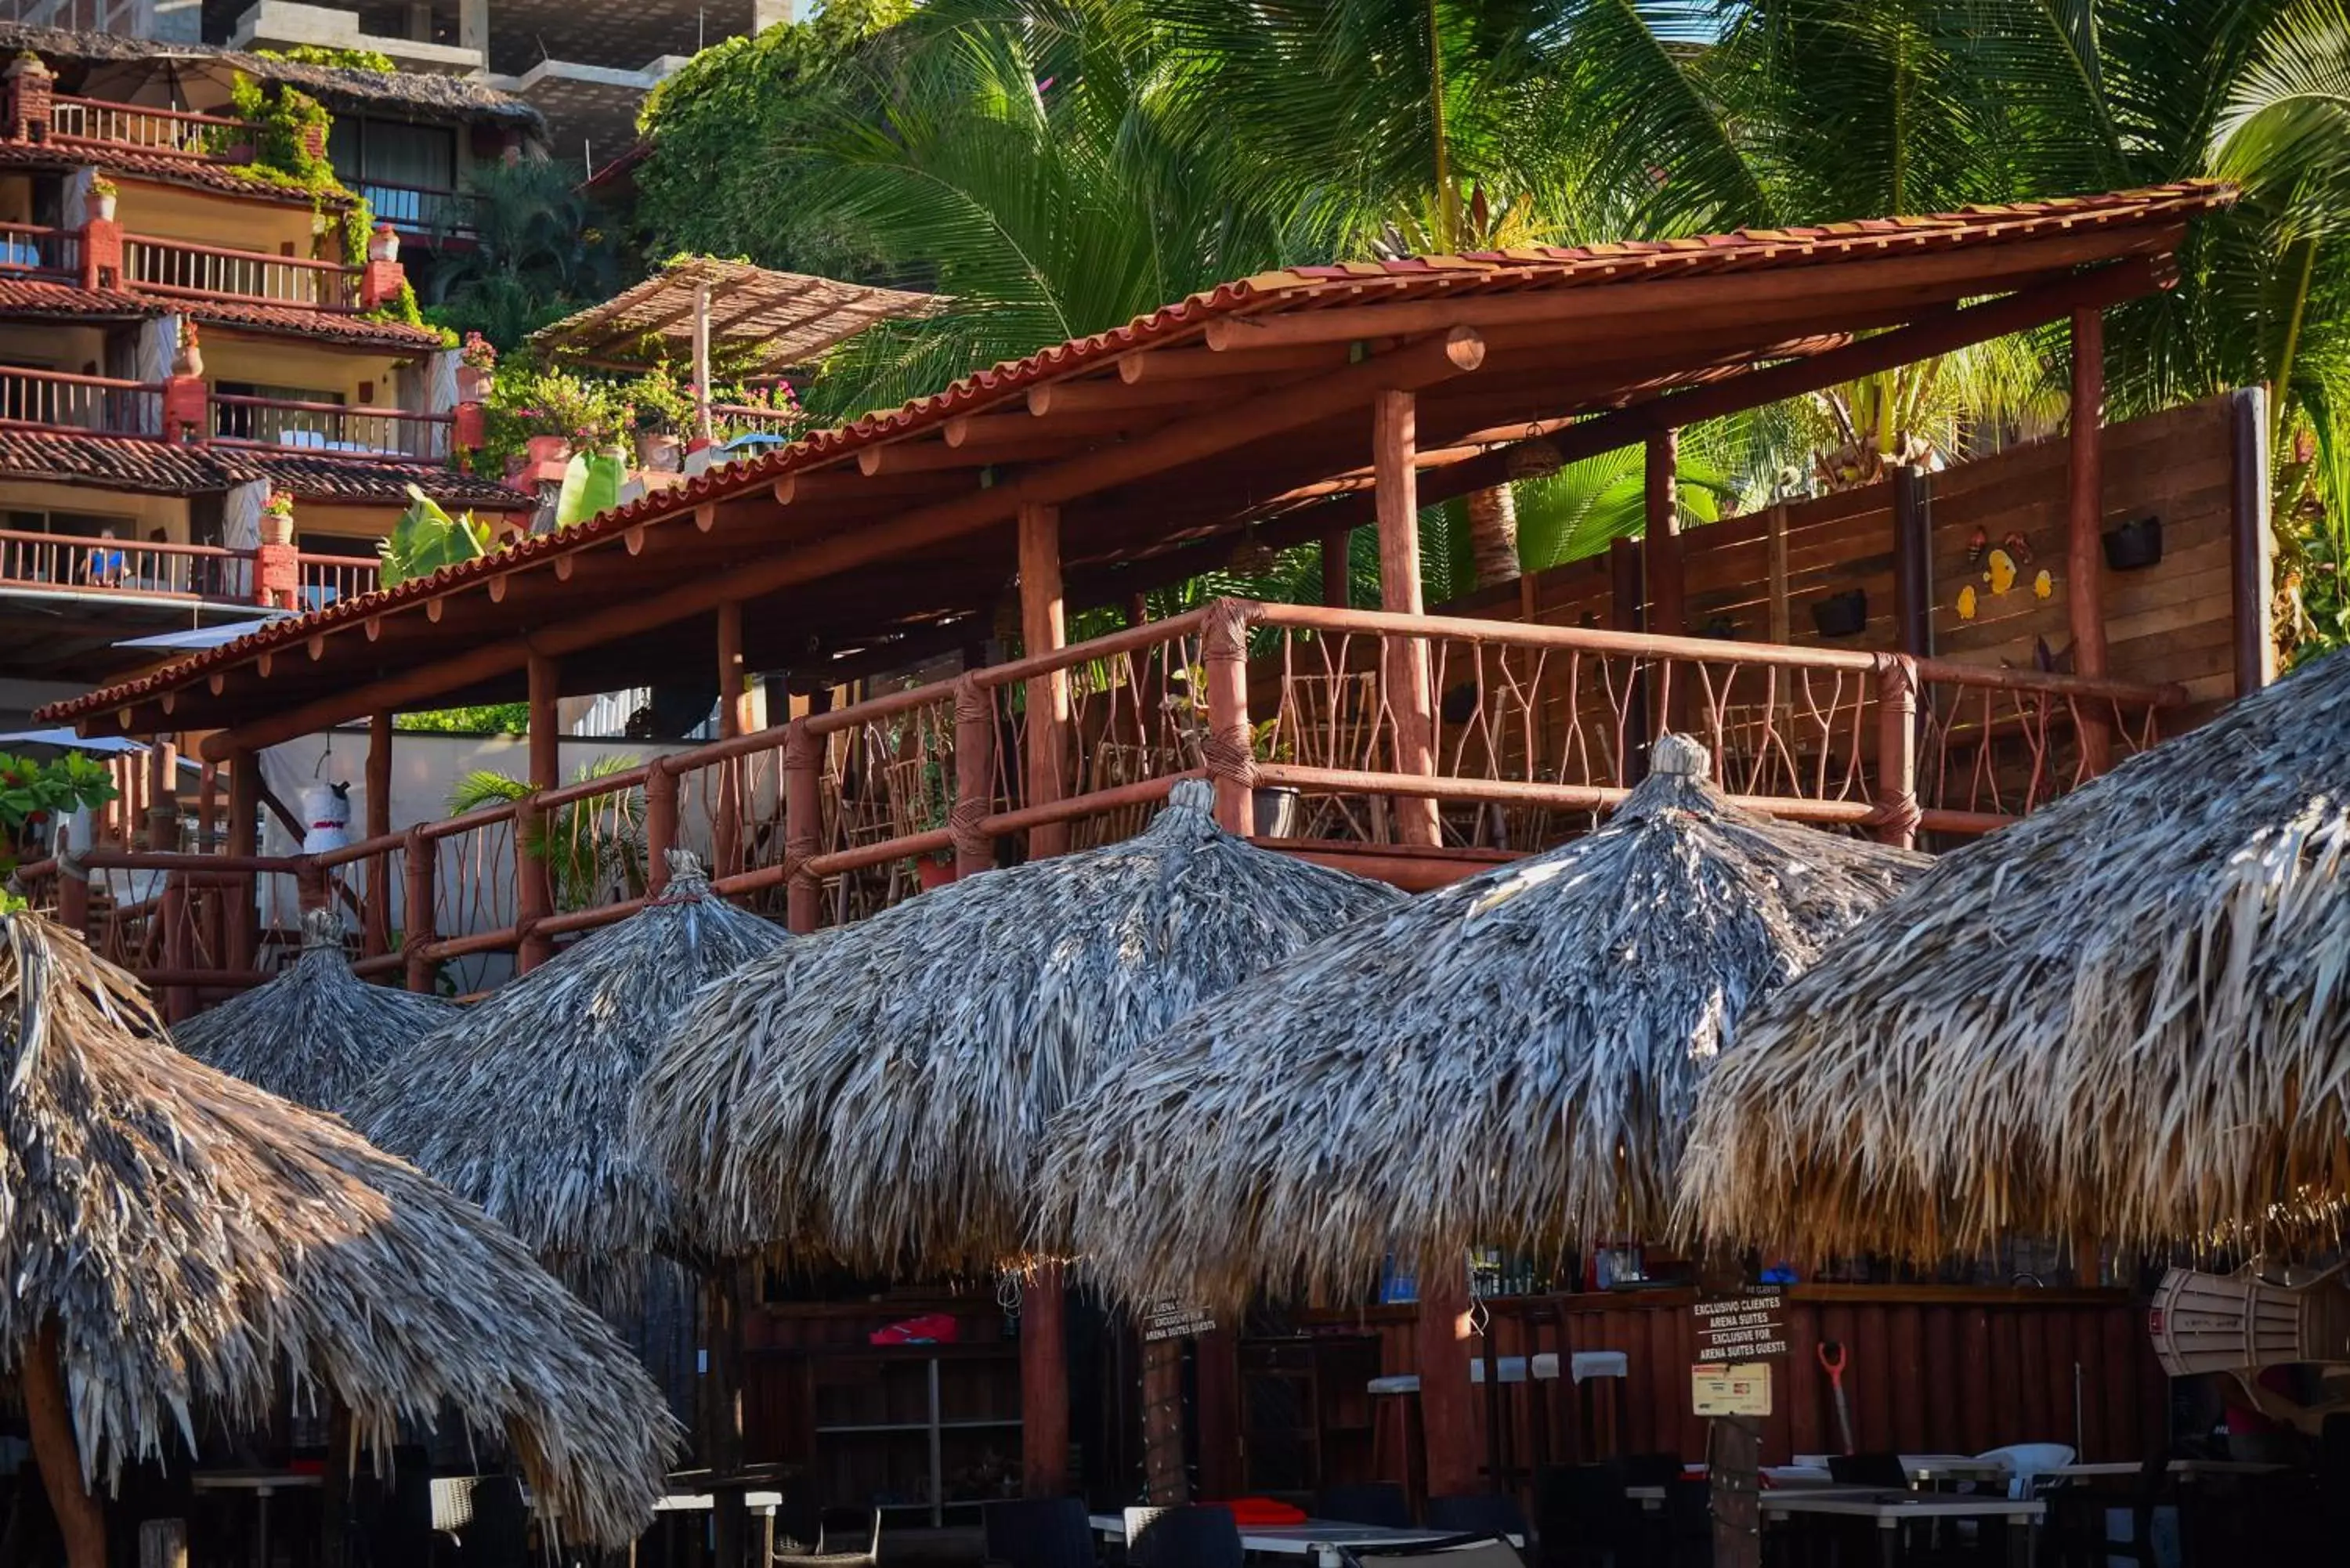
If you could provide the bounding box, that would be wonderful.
[1976,1441,2076,1499]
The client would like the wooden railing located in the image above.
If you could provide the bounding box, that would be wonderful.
[0,220,81,281]
[0,527,246,598]
[710,403,800,437]
[9,600,2184,1002]
[211,394,454,461]
[47,96,256,162]
[352,179,476,236]
[0,366,162,435]
[296,553,381,609]
[122,235,360,311]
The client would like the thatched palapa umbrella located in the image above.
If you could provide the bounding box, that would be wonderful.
[171,907,456,1115]
[1679,649,2350,1263]
[350,850,784,1286]
[0,912,678,1567]
[1039,735,1925,1502]
[631,778,1402,1497]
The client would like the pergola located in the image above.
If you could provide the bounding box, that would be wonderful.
[528,255,944,438]
[39,180,2240,1514]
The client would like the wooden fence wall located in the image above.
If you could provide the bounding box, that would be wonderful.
[1285,1286,2167,1474]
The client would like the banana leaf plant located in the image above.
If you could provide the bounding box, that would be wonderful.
[555,446,629,529]
[378,486,495,588]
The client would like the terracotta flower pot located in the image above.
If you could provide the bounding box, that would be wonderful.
[259,511,295,547]
[456,365,490,404]
[916,857,956,891]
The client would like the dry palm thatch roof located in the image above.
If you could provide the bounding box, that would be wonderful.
[0,911,676,1545]
[1678,650,2350,1263]
[631,780,1405,1274]
[1036,735,1928,1313]
[350,852,783,1287]
[170,909,456,1116]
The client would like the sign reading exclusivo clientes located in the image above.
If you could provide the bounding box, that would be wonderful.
[1691,1291,1789,1362]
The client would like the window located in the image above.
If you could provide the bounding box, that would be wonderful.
[214,381,344,448]
[330,117,460,228]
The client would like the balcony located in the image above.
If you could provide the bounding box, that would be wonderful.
[0,526,245,599]
[121,234,361,312]
[46,96,258,165]
[352,180,478,240]
[211,394,454,462]
[0,220,83,284]
[0,364,161,437]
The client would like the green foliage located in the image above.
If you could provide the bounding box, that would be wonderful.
[447,755,648,909]
[425,157,618,350]
[0,751,119,870]
[555,446,627,528]
[396,705,531,735]
[257,44,399,73]
[378,485,494,587]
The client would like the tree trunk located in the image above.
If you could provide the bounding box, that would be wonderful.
[24,1324,106,1568]
[1466,484,1519,589]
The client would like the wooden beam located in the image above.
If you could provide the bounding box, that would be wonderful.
[2069,306,2110,774]
[1375,388,1441,848]
[1021,1263,1070,1497]
[859,439,1050,475]
[1321,524,1352,608]
[1647,430,1687,734]
[945,409,1157,447]
[714,601,750,876]
[1415,1265,1480,1501]
[2230,387,2275,697]
[1199,226,2186,351]
[1893,465,1934,656]
[24,1323,104,1568]
[224,753,258,975]
[1019,502,1069,859]
[1119,342,1354,384]
[517,653,559,971]
[1028,377,1224,416]
[364,711,392,959]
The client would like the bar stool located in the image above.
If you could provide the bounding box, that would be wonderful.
[1368,1373,1426,1514]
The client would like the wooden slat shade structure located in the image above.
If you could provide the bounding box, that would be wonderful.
[43,184,2236,748]
[526,255,945,378]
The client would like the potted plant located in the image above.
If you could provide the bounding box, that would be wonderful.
[173,319,202,379]
[367,220,399,264]
[456,332,495,404]
[907,754,957,891]
[2102,514,2164,572]
[87,174,117,223]
[1250,718,1300,838]
[258,490,296,547]
[1810,587,1868,639]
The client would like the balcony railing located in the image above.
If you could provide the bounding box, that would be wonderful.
[0,221,82,282]
[47,96,257,163]
[210,394,454,461]
[122,235,360,311]
[352,179,476,237]
[0,366,162,436]
[0,527,246,598]
[297,553,381,609]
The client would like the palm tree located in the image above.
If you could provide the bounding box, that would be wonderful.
[448,755,647,911]
[428,157,618,346]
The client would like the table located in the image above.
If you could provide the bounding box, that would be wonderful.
[1762,1491,2044,1567]
[1792,1453,2010,1486]
[190,1471,324,1568]
[2047,1460,2286,1479]
[1090,1512,1522,1566]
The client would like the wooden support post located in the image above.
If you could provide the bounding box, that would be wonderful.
[700,1261,748,1568]
[56,820,88,939]
[1202,601,1253,836]
[1892,465,1934,657]
[714,602,750,876]
[2230,386,2276,697]
[646,761,679,894]
[783,721,821,934]
[1321,523,1353,608]
[1374,389,1441,847]
[2068,307,2111,775]
[1646,430,1687,735]
[953,677,996,880]
[1873,656,1920,851]
[363,713,392,959]
[146,739,179,851]
[320,1402,352,1568]
[1415,1259,1480,1501]
[1609,537,1651,785]
[693,280,714,447]
[161,872,192,1024]
[197,759,218,852]
[1766,504,1791,645]
[1193,1330,1244,1502]
[225,752,258,975]
[402,826,438,995]
[1021,1263,1070,1497]
[24,1323,105,1568]
[1141,1333,1189,1504]
[1018,503,1071,858]
[1709,1414,1763,1568]
[515,654,559,972]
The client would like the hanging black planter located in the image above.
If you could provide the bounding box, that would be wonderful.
[2102,514,2164,572]
[1810,588,1868,639]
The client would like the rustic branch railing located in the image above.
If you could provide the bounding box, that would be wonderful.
[122,235,360,310]
[0,220,81,280]
[0,526,246,598]
[211,394,454,461]
[24,599,2184,998]
[0,366,162,436]
[48,96,256,161]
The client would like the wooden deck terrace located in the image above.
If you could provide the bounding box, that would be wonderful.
[23,184,2252,1010]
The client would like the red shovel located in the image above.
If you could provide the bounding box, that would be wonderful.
[1817,1341,1856,1454]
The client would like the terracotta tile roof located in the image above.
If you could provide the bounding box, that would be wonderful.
[0,141,356,211]
[0,428,226,494]
[0,426,530,510]
[0,275,146,316]
[233,452,533,511]
[188,302,449,352]
[38,182,2238,725]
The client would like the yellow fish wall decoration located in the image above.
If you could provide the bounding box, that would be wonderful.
[2033,569,2054,600]
[1957,584,1979,620]
[1985,548,2019,596]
